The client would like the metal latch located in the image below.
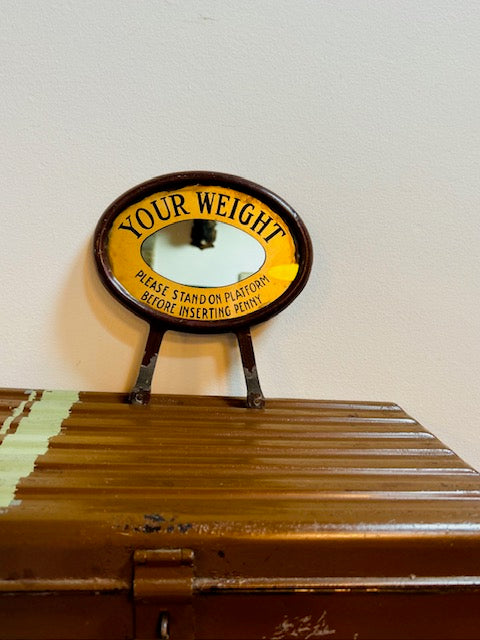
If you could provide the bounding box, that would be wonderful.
[134,548,194,639]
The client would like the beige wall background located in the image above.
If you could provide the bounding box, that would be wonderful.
[1,1,479,468]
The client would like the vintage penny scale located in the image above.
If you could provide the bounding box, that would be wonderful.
[1,171,480,640]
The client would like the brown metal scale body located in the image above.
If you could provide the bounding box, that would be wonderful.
[1,173,480,639]
[2,391,480,639]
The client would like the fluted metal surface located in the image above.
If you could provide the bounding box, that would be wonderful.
[2,389,480,514]
[2,389,480,639]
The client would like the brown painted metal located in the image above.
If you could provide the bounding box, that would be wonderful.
[129,324,265,408]
[2,389,480,638]
[134,549,195,639]
[235,328,265,409]
[130,325,166,405]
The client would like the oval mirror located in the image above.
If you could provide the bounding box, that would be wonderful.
[141,220,266,288]
[94,171,312,333]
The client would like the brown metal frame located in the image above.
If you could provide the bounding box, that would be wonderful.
[93,171,313,407]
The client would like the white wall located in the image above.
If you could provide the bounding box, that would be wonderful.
[1,1,479,468]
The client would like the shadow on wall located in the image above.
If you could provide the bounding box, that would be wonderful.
[54,240,249,397]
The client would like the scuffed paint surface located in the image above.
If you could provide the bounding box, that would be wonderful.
[265,612,336,639]
[0,390,78,507]
[0,389,36,436]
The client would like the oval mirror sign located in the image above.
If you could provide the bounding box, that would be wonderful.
[94,171,312,333]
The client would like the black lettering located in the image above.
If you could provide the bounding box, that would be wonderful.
[264,223,286,242]
[235,285,247,298]
[228,197,240,220]
[208,293,222,304]
[161,197,172,217]
[251,210,273,236]
[196,191,215,214]
[216,193,230,217]
[118,215,141,238]
[135,207,155,229]
[169,194,190,217]
[151,199,170,221]
[239,203,254,225]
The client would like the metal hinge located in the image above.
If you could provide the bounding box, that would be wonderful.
[134,548,194,639]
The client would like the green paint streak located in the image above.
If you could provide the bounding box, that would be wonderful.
[0,390,79,508]
[0,390,36,436]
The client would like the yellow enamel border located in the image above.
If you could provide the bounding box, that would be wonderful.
[108,184,298,322]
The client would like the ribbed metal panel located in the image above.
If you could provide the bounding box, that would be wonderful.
[2,389,480,639]
[2,389,480,518]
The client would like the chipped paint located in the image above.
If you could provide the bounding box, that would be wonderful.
[122,514,193,535]
[0,390,78,507]
[264,612,336,639]
[0,390,36,436]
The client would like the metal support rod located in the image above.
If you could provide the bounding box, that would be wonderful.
[236,328,265,409]
[129,324,166,405]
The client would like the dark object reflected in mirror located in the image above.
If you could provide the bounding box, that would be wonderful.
[141,220,266,288]
[191,219,217,250]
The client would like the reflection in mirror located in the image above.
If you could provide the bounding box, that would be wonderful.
[141,220,266,287]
